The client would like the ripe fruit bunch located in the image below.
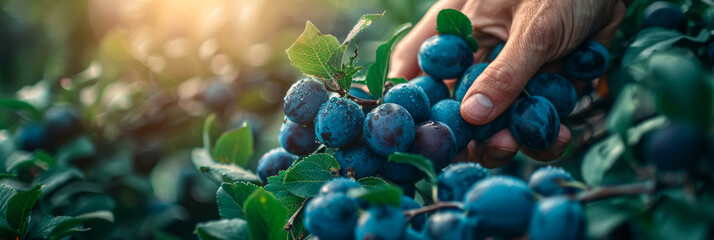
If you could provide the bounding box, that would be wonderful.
[270,7,609,185]
[300,164,586,240]
[191,3,714,240]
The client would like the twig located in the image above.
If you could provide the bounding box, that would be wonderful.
[402,201,463,220]
[284,198,310,231]
[322,79,380,107]
[577,180,656,203]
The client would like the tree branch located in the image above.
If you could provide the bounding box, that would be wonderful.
[322,79,380,107]
[577,180,656,203]
[402,201,463,220]
[284,198,309,231]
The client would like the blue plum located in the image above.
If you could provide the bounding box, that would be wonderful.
[418,35,474,79]
[16,124,49,152]
[562,41,609,81]
[525,73,577,117]
[464,176,535,238]
[315,97,365,147]
[363,103,415,156]
[334,142,385,179]
[279,118,320,156]
[283,78,330,123]
[304,193,360,240]
[489,42,505,62]
[406,229,423,240]
[256,148,298,183]
[354,206,407,240]
[384,83,431,123]
[528,166,578,197]
[437,162,489,202]
[642,1,686,32]
[379,160,424,184]
[202,80,234,113]
[408,121,458,171]
[509,96,560,151]
[429,99,472,150]
[529,197,586,240]
[423,211,478,240]
[320,177,362,195]
[44,106,82,142]
[644,122,707,172]
[472,110,510,142]
[400,196,426,231]
[348,87,376,114]
[455,63,488,102]
[409,76,449,106]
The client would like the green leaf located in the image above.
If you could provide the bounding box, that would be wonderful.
[342,13,384,45]
[27,216,88,240]
[213,122,254,166]
[203,114,217,150]
[388,153,438,201]
[0,130,15,161]
[195,219,250,240]
[217,182,259,219]
[357,177,392,193]
[263,170,307,236]
[337,66,362,91]
[648,49,712,127]
[651,198,709,240]
[0,185,17,215]
[33,168,84,196]
[436,9,479,52]
[0,99,42,118]
[192,148,260,183]
[388,77,408,85]
[286,21,341,78]
[622,28,709,65]
[75,210,115,223]
[606,84,655,136]
[154,230,183,240]
[365,23,413,98]
[7,185,43,234]
[244,188,289,240]
[584,196,648,239]
[347,184,402,207]
[0,174,16,180]
[55,135,95,166]
[283,153,341,198]
[264,170,290,198]
[388,153,436,183]
[0,217,18,238]
[5,152,36,172]
[581,135,625,186]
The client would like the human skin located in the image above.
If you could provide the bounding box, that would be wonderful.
[389,0,627,167]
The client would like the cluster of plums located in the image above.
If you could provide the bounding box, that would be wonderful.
[16,106,83,152]
[302,164,584,240]
[256,31,610,184]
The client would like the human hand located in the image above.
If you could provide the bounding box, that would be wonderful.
[389,0,627,167]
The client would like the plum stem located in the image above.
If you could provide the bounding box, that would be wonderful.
[576,180,656,203]
[284,198,309,233]
[402,201,463,220]
[322,79,380,107]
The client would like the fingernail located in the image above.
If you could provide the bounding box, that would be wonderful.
[488,147,515,161]
[462,93,494,122]
[548,137,570,155]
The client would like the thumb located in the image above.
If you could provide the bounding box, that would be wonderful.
[460,6,554,125]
